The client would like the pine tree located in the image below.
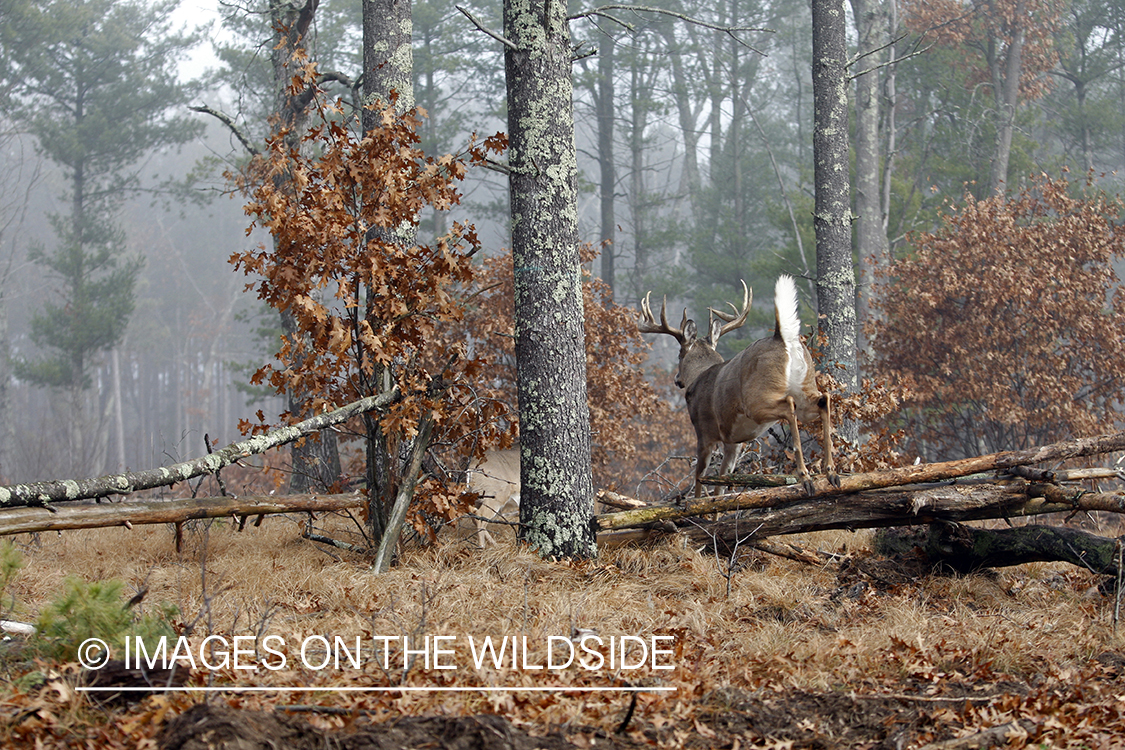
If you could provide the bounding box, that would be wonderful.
[1,0,203,472]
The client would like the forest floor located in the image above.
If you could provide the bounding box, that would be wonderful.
[1,511,1124,749]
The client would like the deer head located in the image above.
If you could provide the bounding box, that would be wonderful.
[638,280,750,391]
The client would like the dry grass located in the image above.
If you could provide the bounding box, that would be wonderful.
[3,515,1125,747]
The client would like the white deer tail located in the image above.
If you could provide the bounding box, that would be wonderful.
[774,274,807,391]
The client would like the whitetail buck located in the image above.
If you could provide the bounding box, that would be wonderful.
[639,275,838,497]
[464,446,521,547]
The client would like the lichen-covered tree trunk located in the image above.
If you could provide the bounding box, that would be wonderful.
[504,0,596,560]
[812,0,857,438]
[361,0,415,543]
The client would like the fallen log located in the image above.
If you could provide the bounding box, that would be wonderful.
[878,521,1125,576]
[596,430,1125,531]
[0,493,365,537]
[681,481,1125,549]
[0,391,398,508]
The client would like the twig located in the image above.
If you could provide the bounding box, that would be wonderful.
[189,104,260,156]
[455,5,518,51]
[303,531,371,556]
[1115,537,1123,631]
[568,5,770,54]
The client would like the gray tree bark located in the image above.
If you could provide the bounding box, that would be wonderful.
[361,0,416,545]
[596,31,616,294]
[850,0,892,367]
[266,0,343,497]
[988,10,1025,194]
[504,0,596,560]
[812,0,858,435]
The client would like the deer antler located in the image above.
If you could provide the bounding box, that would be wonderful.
[707,279,751,339]
[638,291,689,343]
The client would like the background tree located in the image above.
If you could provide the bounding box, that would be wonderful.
[360,0,420,555]
[0,0,203,475]
[0,128,41,481]
[901,0,1062,194]
[851,0,894,360]
[203,0,364,495]
[233,87,506,549]
[872,172,1125,460]
[1045,0,1125,172]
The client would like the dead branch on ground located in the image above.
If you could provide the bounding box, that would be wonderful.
[0,493,365,537]
[0,391,399,509]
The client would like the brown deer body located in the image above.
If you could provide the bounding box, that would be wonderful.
[465,446,521,547]
[639,275,837,496]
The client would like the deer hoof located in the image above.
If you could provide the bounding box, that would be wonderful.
[802,478,816,496]
[827,471,841,488]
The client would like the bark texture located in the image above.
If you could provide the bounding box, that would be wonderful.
[361,0,416,543]
[596,430,1125,530]
[812,0,858,410]
[504,0,596,559]
[880,522,1125,577]
[0,493,364,537]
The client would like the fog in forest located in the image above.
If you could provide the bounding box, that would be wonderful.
[3,0,1125,486]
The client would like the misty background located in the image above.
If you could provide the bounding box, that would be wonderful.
[2,0,1124,485]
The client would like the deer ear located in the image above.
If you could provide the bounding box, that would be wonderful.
[708,318,724,346]
[683,319,697,342]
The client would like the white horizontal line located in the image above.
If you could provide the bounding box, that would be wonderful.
[76,685,676,693]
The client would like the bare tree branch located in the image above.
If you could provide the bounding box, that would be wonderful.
[190,104,260,156]
[568,5,771,52]
[456,5,518,51]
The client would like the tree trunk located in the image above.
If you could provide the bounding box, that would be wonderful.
[0,284,10,481]
[0,493,365,537]
[504,0,596,560]
[0,390,399,508]
[596,30,616,294]
[362,0,416,544]
[660,23,702,219]
[282,309,342,495]
[988,7,1024,194]
[812,0,858,436]
[850,0,891,367]
[267,0,342,498]
[629,52,649,289]
[596,430,1125,530]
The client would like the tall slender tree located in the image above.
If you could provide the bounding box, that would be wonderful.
[0,0,203,474]
[361,0,419,562]
[851,0,894,362]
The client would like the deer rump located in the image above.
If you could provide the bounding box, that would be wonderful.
[685,322,827,488]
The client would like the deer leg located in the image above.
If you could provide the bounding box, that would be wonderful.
[475,516,496,548]
[819,393,840,487]
[693,438,717,498]
[786,396,815,495]
[718,442,742,495]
